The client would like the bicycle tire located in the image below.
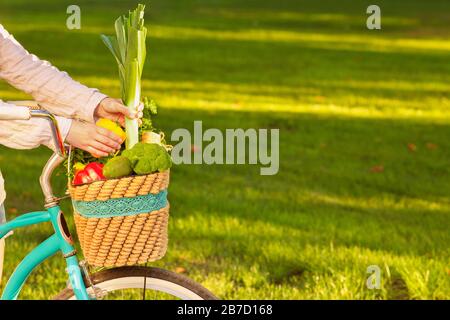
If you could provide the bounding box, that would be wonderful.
[54,266,218,300]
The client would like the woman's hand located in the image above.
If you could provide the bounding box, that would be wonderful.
[94,97,143,126]
[66,120,123,158]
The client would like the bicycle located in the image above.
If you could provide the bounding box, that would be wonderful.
[0,101,217,300]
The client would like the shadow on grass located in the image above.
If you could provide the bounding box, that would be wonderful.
[2,0,448,36]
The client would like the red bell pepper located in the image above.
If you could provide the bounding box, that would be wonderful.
[84,162,105,181]
[72,162,105,186]
[73,170,92,185]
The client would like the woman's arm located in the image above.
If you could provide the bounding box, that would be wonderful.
[0,24,106,123]
[0,99,122,157]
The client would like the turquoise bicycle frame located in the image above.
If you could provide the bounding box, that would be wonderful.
[0,205,90,300]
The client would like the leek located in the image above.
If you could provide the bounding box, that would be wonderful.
[101,4,147,149]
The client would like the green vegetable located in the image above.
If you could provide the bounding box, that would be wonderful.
[140,97,158,133]
[122,142,172,175]
[101,4,147,149]
[103,156,133,179]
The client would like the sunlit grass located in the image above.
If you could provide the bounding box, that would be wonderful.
[2,77,450,122]
[7,22,450,53]
[0,0,449,300]
[82,78,450,121]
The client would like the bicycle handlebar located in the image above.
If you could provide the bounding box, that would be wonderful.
[1,101,66,157]
[1,101,68,206]
[0,106,31,120]
[29,110,66,157]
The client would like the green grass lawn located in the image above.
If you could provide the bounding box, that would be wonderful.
[0,0,449,299]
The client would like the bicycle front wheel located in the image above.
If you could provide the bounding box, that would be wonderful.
[54,266,218,300]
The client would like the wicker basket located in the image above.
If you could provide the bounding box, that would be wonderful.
[68,170,170,267]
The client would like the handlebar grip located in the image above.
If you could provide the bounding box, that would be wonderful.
[0,106,31,120]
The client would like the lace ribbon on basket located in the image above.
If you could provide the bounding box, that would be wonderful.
[72,189,168,218]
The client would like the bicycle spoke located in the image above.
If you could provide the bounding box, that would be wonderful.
[143,275,147,300]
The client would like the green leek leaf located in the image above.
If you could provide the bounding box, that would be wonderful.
[101,4,147,149]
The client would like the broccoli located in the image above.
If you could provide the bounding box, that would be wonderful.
[122,142,172,175]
